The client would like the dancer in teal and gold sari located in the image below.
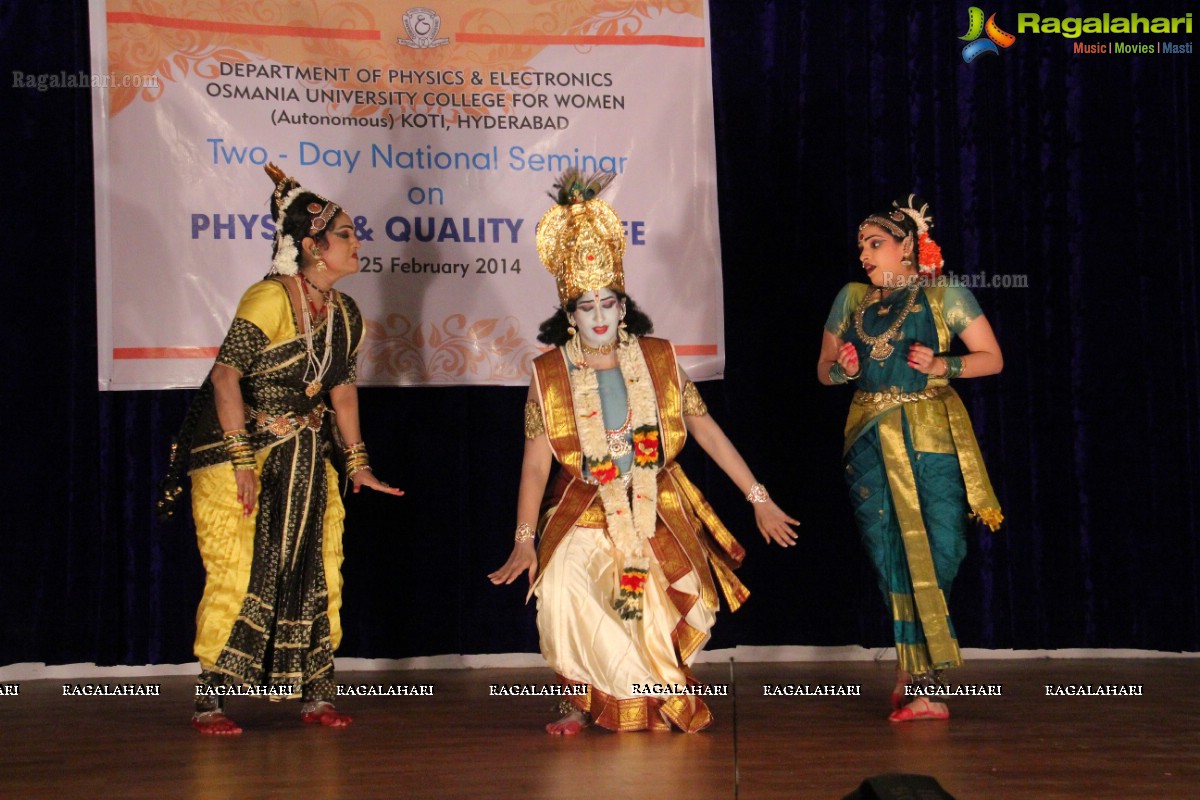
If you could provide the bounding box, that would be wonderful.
[817,194,1003,722]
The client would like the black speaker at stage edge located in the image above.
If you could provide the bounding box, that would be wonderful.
[842,773,957,800]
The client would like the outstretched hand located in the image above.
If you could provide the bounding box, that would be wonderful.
[489,541,539,585]
[352,470,404,496]
[755,500,800,547]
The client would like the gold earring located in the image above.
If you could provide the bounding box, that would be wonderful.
[311,247,327,272]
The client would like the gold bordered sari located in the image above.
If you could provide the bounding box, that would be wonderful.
[828,282,1001,675]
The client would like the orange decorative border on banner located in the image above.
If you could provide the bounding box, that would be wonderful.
[107,11,381,40]
[114,347,219,360]
[454,32,705,47]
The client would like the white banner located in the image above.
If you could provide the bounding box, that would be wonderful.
[90,1,725,389]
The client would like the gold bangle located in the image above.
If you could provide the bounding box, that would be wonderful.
[344,440,371,479]
[515,522,536,543]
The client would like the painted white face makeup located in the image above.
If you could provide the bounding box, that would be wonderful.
[570,288,623,348]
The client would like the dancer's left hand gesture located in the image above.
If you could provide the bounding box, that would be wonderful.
[755,500,800,547]
[352,470,404,496]
[906,343,943,375]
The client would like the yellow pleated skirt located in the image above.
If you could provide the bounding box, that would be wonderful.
[190,453,345,670]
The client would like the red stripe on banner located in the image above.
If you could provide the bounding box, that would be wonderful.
[455,33,705,48]
[675,345,719,356]
[106,11,381,40]
[114,347,219,360]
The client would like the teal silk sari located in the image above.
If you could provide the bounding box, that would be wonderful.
[826,282,1001,675]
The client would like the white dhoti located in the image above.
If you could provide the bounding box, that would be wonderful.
[535,525,717,732]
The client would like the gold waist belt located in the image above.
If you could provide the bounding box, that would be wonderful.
[249,403,327,438]
[852,386,947,408]
[576,500,607,528]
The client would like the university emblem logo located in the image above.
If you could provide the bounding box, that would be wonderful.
[397,8,450,49]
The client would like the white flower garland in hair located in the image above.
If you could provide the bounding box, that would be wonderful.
[278,186,305,216]
[270,233,299,275]
[269,187,307,275]
[568,333,662,619]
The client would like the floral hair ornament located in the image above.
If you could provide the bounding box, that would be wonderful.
[263,163,341,276]
[892,193,944,279]
[536,169,626,307]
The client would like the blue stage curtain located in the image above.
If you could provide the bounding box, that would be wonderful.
[2,0,1197,667]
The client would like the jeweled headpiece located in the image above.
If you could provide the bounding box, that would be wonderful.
[264,163,341,275]
[859,193,944,279]
[536,170,626,307]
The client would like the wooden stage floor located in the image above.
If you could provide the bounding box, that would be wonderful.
[1,659,1196,799]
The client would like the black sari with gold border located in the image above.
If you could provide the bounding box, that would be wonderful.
[173,278,363,700]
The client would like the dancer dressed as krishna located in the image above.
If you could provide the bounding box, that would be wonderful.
[490,171,799,734]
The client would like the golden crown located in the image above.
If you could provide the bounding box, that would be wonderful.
[536,170,626,307]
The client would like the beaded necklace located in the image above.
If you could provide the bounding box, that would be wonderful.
[292,275,334,397]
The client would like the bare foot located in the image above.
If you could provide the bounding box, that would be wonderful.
[301,701,353,727]
[192,711,243,735]
[545,710,588,735]
[888,696,949,722]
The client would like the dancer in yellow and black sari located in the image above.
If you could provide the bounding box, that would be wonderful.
[489,172,798,734]
[159,164,402,734]
[817,194,1003,722]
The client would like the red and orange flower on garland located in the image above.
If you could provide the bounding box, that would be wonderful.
[619,568,648,593]
[588,456,619,485]
[632,427,660,467]
[614,566,650,620]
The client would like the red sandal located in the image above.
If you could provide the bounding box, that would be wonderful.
[192,711,243,735]
[301,701,353,727]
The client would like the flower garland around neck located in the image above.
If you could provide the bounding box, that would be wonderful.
[568,331,662,620]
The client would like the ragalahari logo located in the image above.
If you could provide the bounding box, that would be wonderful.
[960,7,1016,62]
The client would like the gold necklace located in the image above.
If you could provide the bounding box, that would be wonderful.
[581,340,618,356]
[853,284,919,361]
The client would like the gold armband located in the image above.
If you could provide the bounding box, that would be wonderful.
[682,380,708,417]
[524,400,545,440]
